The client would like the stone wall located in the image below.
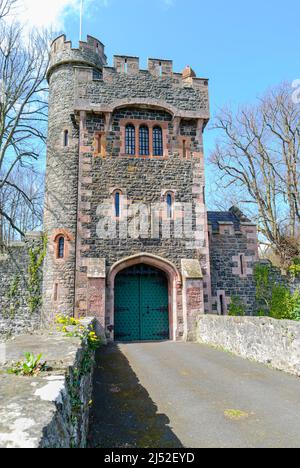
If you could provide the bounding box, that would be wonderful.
[208,211,259,316]
[43,34,211,327]
[79,109,205,271]
[0,233,43,339]
[258,260,300,294]
[197,315,300,376]
[77,69,209,113]
[0,318,97,448]
[74,104,210,337]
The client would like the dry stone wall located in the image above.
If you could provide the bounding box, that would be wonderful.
[0,233,43,339]
[0,318,97,448]
[197,315,300,376]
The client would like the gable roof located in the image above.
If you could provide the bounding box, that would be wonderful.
[207,208,251,232]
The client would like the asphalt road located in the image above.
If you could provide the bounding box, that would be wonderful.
[88,341,300,448]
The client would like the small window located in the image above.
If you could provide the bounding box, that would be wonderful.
[57,236,65,259]
[63,130,69,147]
[153,126,163,156]
[183,139,187,158]
[219,294,225,316]
[97,134,102,153]
[166,193,173,219]
[125,124,136,155]
[54,283,58,302]
[93,69,102,80]
[115,191,121,218]
[139,125,149,156]
[159,62,163,77]
[240,254,245,276]
[124,59,128,74]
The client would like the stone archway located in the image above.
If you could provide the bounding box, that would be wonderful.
[107,253,182,341]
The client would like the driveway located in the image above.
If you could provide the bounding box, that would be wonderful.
[88,342,300,448]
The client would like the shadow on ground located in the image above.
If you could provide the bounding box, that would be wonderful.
[87,344,183,448]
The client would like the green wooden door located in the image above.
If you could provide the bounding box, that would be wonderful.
[114,264,169,342]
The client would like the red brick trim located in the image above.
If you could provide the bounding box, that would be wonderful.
[51,229,74,261]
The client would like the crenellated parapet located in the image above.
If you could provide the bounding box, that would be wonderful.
[47,35,107,82]
[47,35,209,120]
[73,60,209,121]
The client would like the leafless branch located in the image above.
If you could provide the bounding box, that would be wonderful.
[210,83,300,267]
[0,2,50,242]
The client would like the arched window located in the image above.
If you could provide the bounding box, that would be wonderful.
[153,126,163,156]
[114,191,121,218]
[125,124,135,155]
[166,193,174,219]
[57,236,65,259]
[63,130,69,147]
[139,125,149,156]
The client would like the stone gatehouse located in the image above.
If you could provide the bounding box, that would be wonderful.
[40,34,259,342]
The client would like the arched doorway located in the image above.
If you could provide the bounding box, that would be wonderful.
[114,264,169,342]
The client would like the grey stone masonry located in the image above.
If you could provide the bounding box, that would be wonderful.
[74,51,209,120]
[208,208,259,315]
[0,318,97,448]
[42,36,107,323]
[43,33,211,334]
[197,315,300,377]
[0,233,43,339]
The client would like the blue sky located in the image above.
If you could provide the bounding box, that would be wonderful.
[21,0,300,205]
[59,0,300,157]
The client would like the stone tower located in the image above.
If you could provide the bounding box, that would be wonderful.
[42,34,258,341]
[42,35,107,323]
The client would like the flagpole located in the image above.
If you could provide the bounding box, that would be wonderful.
[79,0,83,41]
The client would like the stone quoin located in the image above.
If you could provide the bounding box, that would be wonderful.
[41,34,259,342]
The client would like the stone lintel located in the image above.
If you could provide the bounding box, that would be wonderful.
[73,99,209,121]
[181,259,203,279]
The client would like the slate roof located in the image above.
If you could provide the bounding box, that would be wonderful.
[207,210,251,232]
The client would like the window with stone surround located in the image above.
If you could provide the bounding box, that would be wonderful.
[57,236,65,259]
[166,192,174,219]
[52,230,72,262]
[121,119,168,158]
[153,126,163,156]
[239,254,246,276]
[54,283,58,302]
[114,191,121,218]
[125,124,136,155]
[139,125,150,156]
[217,291,227,316]
[94,132,106,156]
[63,130,69,147]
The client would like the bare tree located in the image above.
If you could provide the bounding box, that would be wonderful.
[0,0,17,19]
[0,0,49,243]
[0,166,44,244]
[210,83,300,267]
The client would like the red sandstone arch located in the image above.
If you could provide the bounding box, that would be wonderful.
[107,253,182,341]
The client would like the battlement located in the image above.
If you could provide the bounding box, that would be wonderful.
[107,55,207,86]
[47,34,107,81]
